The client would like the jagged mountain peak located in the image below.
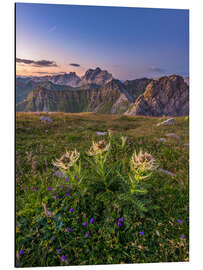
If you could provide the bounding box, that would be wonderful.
[125,75,189,116]
[80,67,113,86]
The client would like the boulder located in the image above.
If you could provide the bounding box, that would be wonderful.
[157,118,174,126]
[96,131,107,136]
[165,133,180,140]
[40,116,53,123]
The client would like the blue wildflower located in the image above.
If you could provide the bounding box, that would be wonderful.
[69,208,74,213]
[67,227,72,232]
[19,250,24,255]
[83,222,87,227]
[90,218,95,224]
[61,255,66,262]
[117,221,122,227]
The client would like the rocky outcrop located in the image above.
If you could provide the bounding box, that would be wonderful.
[125,75,189,116]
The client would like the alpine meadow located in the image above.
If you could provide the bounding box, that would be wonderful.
[15,3,189,267]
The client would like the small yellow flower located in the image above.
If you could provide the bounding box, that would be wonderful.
[130,149,157,171]
[88,140,110,156]
[52,149,80,169]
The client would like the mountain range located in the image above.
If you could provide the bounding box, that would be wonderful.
[16,67,189,116]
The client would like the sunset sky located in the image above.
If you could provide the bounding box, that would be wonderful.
[16,3,189,80]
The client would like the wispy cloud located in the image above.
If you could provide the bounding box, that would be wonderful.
[148,66,165,73]
[16,58,57,67]
[69,63,80,67]
[48,25,56,32]
[33,71,66,75]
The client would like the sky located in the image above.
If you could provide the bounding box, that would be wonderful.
[16,3,189,80]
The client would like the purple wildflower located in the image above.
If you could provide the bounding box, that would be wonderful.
[83,222,87,227]
[67,227,72,232]
[54,195,59,199]
[24,186,27,191]
[61,186,65,190]
[85,232,89,237]
[48,187,52,191]
[19,250,24,255]
[57,248,61,254]
[90,218,95,224]
[61,255,66,262]
[177,219,183,224]
[117,221,122,227]
[181,234,185,239]
[139,231,144,235]
[119,218,124,222]
[33,187,37,191]
[65,178,69,182]
[65,192,69,197]
[69,207,74,213]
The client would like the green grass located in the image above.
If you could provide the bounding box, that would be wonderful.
[16,112,189,267]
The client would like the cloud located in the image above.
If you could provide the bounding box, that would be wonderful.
[48,26,56,32]
[148,66,165,73]
[16,58,57,67]
[33,71,66,75]
[69,63,80,67]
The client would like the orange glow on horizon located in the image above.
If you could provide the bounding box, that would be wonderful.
[16,63,85,77]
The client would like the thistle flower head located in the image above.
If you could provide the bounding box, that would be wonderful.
[52,149,80,169]
[130,149,157,171]
[88,140,110,156]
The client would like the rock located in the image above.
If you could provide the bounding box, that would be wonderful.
[157,118,174,126]
[54,170,65,178]
[156,138,167,143]
[165,133,180,140]
[96,131,107,136]
[183,143,189,147]
[40,116,53,123]
[125,75,189,116]
[158,168,175,177]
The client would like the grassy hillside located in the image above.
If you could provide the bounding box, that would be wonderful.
[16,112,189,267]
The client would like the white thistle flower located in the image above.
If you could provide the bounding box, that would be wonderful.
[52,149,80,169]
[130,149,157,171]
[88,140,110,156]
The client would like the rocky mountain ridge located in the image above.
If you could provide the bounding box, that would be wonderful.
[125,75,189,116]
[16,70,189,116]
